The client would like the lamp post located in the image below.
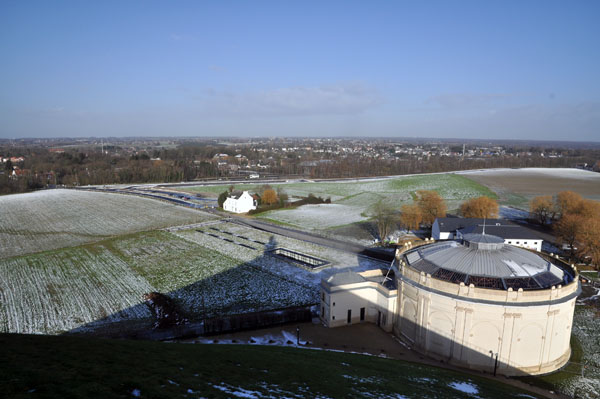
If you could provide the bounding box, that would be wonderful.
[296,326,300,346]
[489,350,499,376]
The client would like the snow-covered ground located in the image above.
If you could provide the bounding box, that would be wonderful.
[0,246,153,334]
[0,189,216,259]
[558,305,600,399]
[173,221,388,286]
[0,220,387,334]
[261,204,365,229]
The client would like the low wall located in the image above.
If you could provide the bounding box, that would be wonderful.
[128,305,316,341]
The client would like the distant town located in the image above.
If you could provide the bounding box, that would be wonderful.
[1,137,599,195]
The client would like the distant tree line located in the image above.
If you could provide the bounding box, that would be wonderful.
[1,142,599,196]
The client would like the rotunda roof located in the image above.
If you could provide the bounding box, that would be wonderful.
[402,234,574,290]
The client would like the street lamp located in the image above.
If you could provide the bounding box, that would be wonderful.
[489,350,499,376]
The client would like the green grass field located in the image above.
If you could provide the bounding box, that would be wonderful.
[0,333,544,399]
[180,174,497,231]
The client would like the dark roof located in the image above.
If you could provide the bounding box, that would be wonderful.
[459,224,540,240]
[229,190,244,199]
[435,218,514,233]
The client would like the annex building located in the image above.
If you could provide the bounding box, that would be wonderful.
[432,217,543,252]
[321,234,580,376]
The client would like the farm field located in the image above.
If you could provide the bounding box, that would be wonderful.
[460,168,600,209]
[0,189,217,259]
[178,174,497,231]
[1,333,545,399]
[0,223,382,335]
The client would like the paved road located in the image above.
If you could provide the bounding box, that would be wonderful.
[207,209,394,262]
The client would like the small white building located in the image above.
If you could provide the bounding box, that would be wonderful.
[223,191,257,213]
[432,218,542,252]
[321,269,397,332]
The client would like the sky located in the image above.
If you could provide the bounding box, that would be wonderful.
[1,1,599,140]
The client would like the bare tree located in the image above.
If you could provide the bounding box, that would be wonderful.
[371,200,396,242]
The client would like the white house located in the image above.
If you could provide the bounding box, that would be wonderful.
[432,217,543,252]
[223,191,257,213]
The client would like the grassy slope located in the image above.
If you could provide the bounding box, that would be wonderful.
[0,333,543,399]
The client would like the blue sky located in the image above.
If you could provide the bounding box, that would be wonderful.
[1,1,599,140]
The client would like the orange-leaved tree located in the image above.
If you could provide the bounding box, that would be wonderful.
[555,213,583,259]
[262,188,279,205]
[554,191,583,218]
[400,204,422,231]
[459,196,499,218]
[416,190,446,226]
[577,216,600,270]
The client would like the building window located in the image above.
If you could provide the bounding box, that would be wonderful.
[360,307,365,321]
[347,309,352,324]
[332,316,335,320]
[333,302,335,307]
[322,292,325,301]
[508,241,512,244]
[322,306,325,317]
[516,241,520,244]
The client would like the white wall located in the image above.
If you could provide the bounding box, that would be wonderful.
[223,191,257,213]
[395,279,575,375]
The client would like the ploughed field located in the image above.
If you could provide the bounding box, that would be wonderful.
[459,168,600,209]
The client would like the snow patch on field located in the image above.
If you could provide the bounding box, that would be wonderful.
[448,381,479,395]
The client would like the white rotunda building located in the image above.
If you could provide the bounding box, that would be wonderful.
[320,234,580,376]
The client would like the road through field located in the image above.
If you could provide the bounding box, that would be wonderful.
[220,212,395,262]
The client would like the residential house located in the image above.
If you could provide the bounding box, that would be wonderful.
[223,191,257,213]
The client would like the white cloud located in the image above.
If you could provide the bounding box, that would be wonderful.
[426,92,515,108]
[195,83,381,117]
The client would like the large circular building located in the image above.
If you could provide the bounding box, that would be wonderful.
[320,234,580,376]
